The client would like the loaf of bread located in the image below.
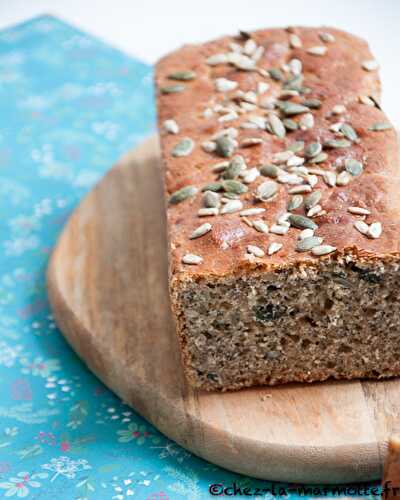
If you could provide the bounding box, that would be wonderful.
[155,26,400,391]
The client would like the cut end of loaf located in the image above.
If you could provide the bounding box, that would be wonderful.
[172,251,400,391]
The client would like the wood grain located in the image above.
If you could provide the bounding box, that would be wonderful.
[47,135,396,484]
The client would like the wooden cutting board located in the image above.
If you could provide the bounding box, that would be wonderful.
[47,135,399,484]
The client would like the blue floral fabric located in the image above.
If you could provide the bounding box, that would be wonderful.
[0,15,380,500]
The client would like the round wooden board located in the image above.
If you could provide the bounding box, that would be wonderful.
[47,135,398,484]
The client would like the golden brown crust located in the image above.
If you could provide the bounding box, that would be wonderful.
[155,26,399,283]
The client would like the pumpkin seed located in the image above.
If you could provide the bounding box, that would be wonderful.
[161,84,185,94]
[171,137,195,157]
[344,158,363,176]
[354,220,369,235]
[288,214,318,230]
[309,152,328,164]
[269,114,286,138]
[305,142,322,159]
[190,223,212,239]
[215,135,236,157]
[303,98,321,109]
[288,140,305,153]
[222,180,248,194]
[340,123,358,142]
[287,194,303,211]
[307,46,327,56]
[256,181,278,201]
[324,139,351,149]
[278,102,309,116]
[203,190,220,208]
[168,70,196,81]
[283,118,299,131]
[202,182,223,192]
[223,155,246,179]
[304,190,322,210]
[368,222,382,239]
[260,164,279,178]
[169,185,198,204]
[289,34,302,48]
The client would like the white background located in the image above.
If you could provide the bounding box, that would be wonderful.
[0,0,399,124]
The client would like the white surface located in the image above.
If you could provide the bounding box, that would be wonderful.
[1,0,399,124]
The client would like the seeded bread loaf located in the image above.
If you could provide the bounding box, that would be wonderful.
[155,26,400,391]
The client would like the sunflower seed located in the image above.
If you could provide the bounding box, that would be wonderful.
[311,245,336,256]
[336,171,352,186]
[223,155,246,179]
[288,185,312,194]
[368,222,382,239]
[272,150,294,164]
[287,155,305,167]
[307,46,327,56]
[278,173,303,185]
[279,102,310,116]
[219,111,238,122]
[362,59,379,71]
[242,167,260,184]
[210,161,229,173]
[368,122,392,131]
[287,194,303,211]
[299,113,314,130]
[212,127,238,139]
[299,228,314,240]
[206,54,228,65]
[358,95,375,106]
[287,141,304,154]
[228,52,256,70]
[161,84,185,94]
[307,174,318,188]
[198,207,219,216]
[288,58,302,76]
[307,205,322,217]
[221,200,243,214]
[169,185,198,204]
[354,220,369,235]
[252,220,269,234]
[246,115,267,129]
[222,180,248,194]
[215,77,238,92]
[324,139,351,149]
[288,214,318,230]
[202,141,216,153]
[257,82,270,94]
[260,164,280,178]
[190,223,212,239]
[296,236,324,252]
[304,190,322,210]
[215,135,236,157]
[345,158,363,176]
[203,190,220,208]
[269,114,286,138]
[319,32,335,43]
[289,33,302,48]
[283,119,298,131]
[348,206,370,215]
[323,171,337,187]
[268,242,283,255]
[303,98,322,109]
[172,137,195,157]
[270,224,289,235]
[222,192,240,200]
[182,253,203,265]
[163,119,179,134]
[242,217,253,228]
[269,68,284,81]
[340,123,358,142]
[332,104,346,115]
[277,212,291,225]
[256,181,278,201]
[309,152,328,164]
[247,245,265,257]
[241,137,264,147]
[240,208,266,216]
[168,70,196,81]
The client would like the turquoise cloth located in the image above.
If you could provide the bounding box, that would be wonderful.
[0,15,380,499]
